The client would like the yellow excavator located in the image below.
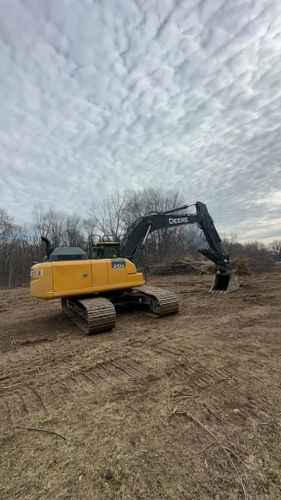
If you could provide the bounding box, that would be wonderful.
[30,201,239,334]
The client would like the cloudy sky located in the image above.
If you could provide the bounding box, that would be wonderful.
[0,0,281,243]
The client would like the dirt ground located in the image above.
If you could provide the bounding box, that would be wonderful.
[0,271,281,499]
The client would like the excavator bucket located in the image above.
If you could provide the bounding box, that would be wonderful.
[210,270,239,294]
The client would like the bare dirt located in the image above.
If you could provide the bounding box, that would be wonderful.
[0,271,281,499]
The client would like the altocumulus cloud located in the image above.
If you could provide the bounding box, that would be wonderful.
[0,0,281,242]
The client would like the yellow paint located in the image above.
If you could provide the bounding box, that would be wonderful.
[30,263,53,298]
[30,259,145,299]
[53,261,92,292]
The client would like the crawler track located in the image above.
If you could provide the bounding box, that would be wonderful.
[62,297,116,334]
[62,286,179,334]
[131,285,180,316]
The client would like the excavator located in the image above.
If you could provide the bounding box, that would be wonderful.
[30,201,239,334]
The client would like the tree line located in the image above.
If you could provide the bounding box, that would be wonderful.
[0,189,280,288]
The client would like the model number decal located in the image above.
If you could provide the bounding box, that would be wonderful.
[111,259,126,269]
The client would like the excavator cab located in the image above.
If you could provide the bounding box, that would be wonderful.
[89,235,120,260]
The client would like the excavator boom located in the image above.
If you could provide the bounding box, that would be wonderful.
[118,201,239,293]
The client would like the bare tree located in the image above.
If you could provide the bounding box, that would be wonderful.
[0,209,13,242]
[0,209,42,287]
[63,215,85,247]
[32,207,65,247]
[93,191,126,239]
[271,240,281,260]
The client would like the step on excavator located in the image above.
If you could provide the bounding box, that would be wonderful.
[30,201,239,334]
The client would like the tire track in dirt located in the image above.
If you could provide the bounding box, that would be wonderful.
[0,349,161,430]
[3,292,277,433]
[0,333,195,431]
[0,331,267,431]
[0,340,94,393]
[0,338,82,367]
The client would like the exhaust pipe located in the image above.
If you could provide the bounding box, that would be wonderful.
[210,270,240,294]
[41,236,54,259]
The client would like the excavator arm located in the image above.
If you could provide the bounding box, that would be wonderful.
[119,201,239,293]
[119,208,195,262]
[119,202,227,267]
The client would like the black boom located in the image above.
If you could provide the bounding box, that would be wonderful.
[118,201,231,273]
